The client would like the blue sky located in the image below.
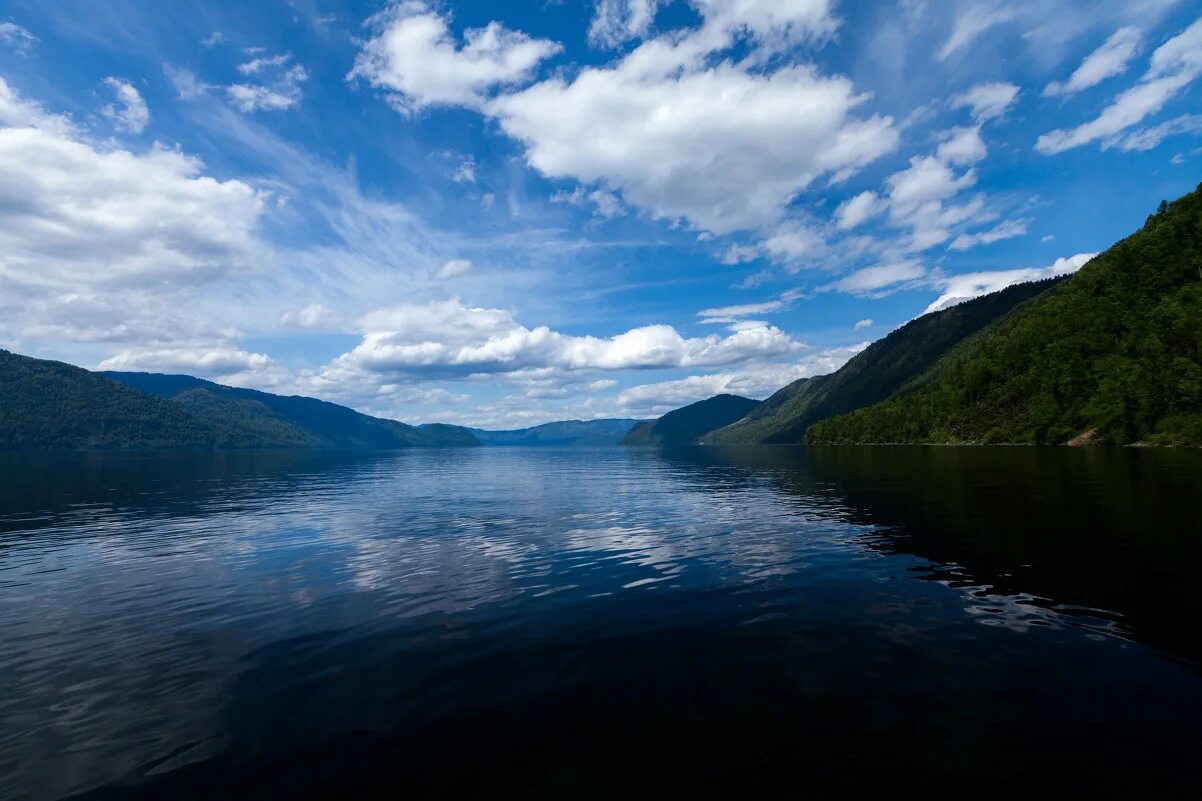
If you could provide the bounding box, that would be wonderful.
[0,0,1199,427]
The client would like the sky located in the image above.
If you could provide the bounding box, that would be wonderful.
[0,0,1199,428]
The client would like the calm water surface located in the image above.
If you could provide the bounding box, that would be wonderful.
[2,446,1201,799]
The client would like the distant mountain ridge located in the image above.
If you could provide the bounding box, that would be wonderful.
[469,419,643,446]
[703,277,1066,445]
[0,350,479,450]
[808,186,1202,446]
[105,371,477,449]
[622,394,761,445]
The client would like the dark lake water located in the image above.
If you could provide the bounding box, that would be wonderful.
[2,446,1202,800]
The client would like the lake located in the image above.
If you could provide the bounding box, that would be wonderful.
[2,446,1201,799]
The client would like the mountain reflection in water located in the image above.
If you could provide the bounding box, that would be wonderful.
[0,446,1200,800]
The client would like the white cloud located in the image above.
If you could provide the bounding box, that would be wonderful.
[836,191,883,230]
[551,186,627,220]
[923,253,1095,314]
[165,66,213,100]
[489,60,896,234]
[0,76,267,360]
[949,218,1028,250]
[952,82,1020,121]
[315,298,805,387]
[1037,18,1202,154]
[0,21,37,52]
[1112,113,1202,151]
[100,78,149,134]
[450,157,477,183]
[589,0,663,48]
[227,53,308,112]
[98,347,274,379]
[1044,27,1142,97]
[349,2,562,113]
[279,303,338,329]
[351,1,892,236]
[436,258,473,279]
[938,5,1016,61]
[885,155,979,250]
[0,77,264,293]
[697,290,803,324]
[853,318,873,330]
[695,0,839,44]
[615,342,866,414]
[936,125,987,166]
[821,259,927,295]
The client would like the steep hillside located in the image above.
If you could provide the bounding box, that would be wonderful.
[809,187,1202,446]
[470,419,642,446]
[704,278,1065,444]
[622,395,761,445]
[1,351,221,449]
[104,372,479,448]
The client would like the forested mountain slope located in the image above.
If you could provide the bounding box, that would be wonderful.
[0,350,480,450]
[1,351,222,449]
[809,188,1202,446]
[105,372,479,448]
[704,278,1064,445]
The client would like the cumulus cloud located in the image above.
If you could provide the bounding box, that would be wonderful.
[923,253,1096,314]
[615,342,867,414]
[0,76,268,366]
[936,125,988,165]
[354,1,893,235]
[1044,27,1142,97]
[952,82,1020,121]
[0,77,264,293]
[490,61,896,234]
[314,298,805,389]
[836,191,883,230]
[885,155,980,250]
[1037,18,1202,155]
[100,78,149,134]
[854,319,873,330]
[98,347,274,379]
[349,2,562,113]
[227,52,308,112]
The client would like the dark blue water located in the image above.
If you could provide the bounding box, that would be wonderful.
[2,446,1201,800]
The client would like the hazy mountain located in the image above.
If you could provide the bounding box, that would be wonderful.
[469,419,643,446]
[622,395,762,445]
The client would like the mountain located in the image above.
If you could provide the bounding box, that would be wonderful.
[2,351,225,449]
[469,419,643,446]
[104,371,479,449]
[808,187,1202,446]
[622,395,762,445]
[703,278,1066,445]
[0,349,480,450]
